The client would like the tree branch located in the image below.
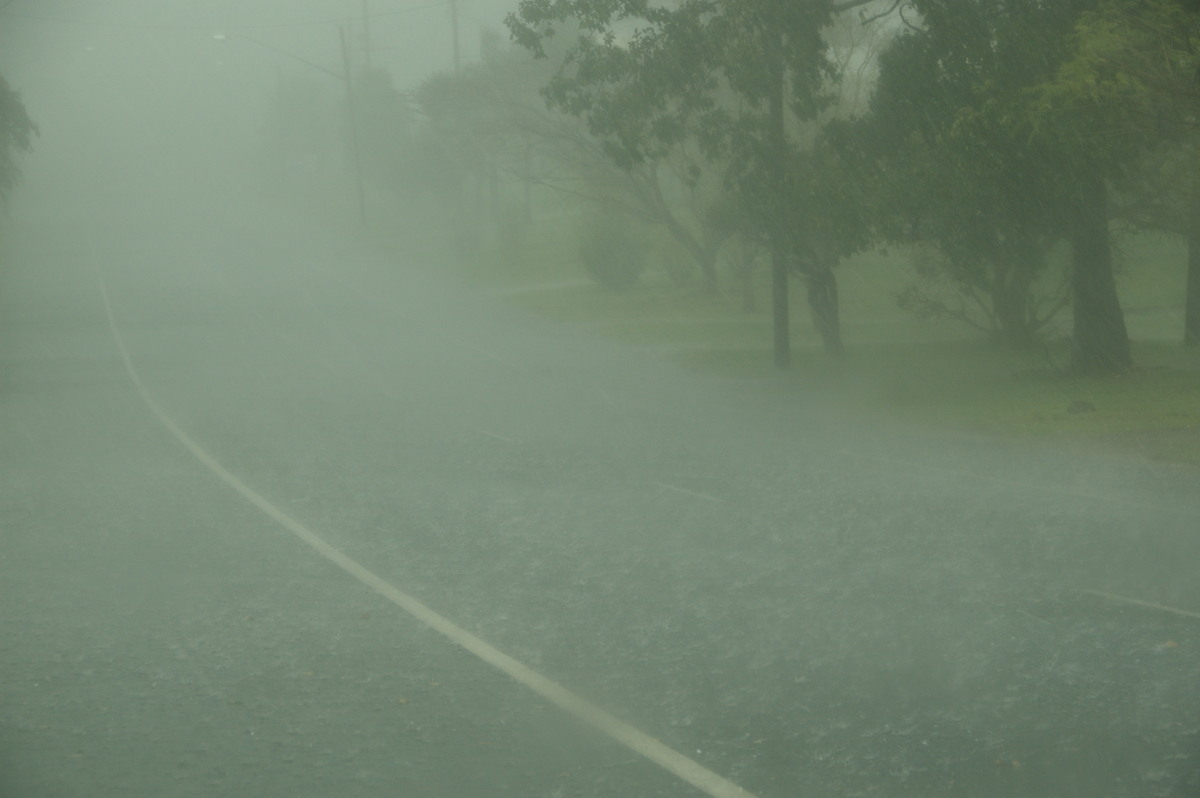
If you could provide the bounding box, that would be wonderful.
[831,0,888,14]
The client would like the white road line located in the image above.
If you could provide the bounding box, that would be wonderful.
[478,430,519,444]
[653,482,725,503]
[1078,589,1200,621]
[93,254,757,798]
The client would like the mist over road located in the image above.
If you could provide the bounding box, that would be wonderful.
[2,6,1200,792]
[2,161,1199,797]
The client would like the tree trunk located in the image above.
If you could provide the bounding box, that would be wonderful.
[767,24,790,369]
[1186,211,1200,345]
[698,249,719,295]
[770,245,790,367]
[487,159,500,229]
[740,257,756,313]
[657,207,719,294]
[806,264,844,355]
[450,166,471,255]
[1070,178,1131,374]
[992,257,1038,349]
[523,146,534,224]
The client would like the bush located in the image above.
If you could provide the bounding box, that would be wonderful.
[656,236,697,286]
[577,211,646,291]
[494,201,528,268]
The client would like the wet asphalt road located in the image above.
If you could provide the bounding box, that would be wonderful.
[2,170,1200,798]
[2,17,1200,792]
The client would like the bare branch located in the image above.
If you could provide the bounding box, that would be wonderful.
[831,0,890,14]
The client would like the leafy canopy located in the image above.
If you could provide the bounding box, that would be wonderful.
[506,0,839,168]
[0,75,37,203]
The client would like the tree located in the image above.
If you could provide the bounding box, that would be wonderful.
[1050,0,1200,344]
[417,29,734,290]
[862,0,1135,372]
[844,30,1068,348]
[507,0,850,363]
[353,67,415,195]
[0,74,37,207]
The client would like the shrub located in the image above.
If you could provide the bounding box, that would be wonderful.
[577,211,646,291]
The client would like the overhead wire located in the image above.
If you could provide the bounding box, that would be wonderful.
[0,1,447,32]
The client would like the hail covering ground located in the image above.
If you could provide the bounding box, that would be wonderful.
[2,2,1200,797]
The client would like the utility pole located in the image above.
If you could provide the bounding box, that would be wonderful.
[339,24,368,225]
[361,0,373,68]
[449,0,461,74]
[767,20,790,369]
[216,30,367,223]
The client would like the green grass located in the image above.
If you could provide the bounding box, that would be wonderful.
[672,340,1200,463]
[452,210,1200,466]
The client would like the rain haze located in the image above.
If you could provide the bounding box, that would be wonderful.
[1,1,1199,797]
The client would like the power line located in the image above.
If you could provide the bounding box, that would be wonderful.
[365,2,449,23]
[221,32,345,81]
[0,1,447,32]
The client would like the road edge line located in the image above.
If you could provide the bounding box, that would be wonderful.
[92,254,758,798]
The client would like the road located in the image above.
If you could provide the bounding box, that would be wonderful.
[2,166,1199,798]
[3,13,1200,794]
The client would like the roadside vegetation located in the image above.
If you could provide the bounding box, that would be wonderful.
[257,0,1200,464]
[0,73,37,218]
[462,209,1200,465]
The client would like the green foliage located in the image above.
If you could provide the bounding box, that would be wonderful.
[1044,1,1200,232]
[0,74,38,204]
[504,0,841,214]
[577,209,647,290]
[654,234,698,286]
[865,0,1088,243]
[1044,0,1200,142]
[508,0,840,202]
[415,30,732,292]
[507,0,866,357]
[1039,0,1200,352]
[853,0,1139,359]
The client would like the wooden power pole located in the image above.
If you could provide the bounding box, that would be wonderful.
[339,25,368,225]
[449,0,461,74]
[361,0,373,68]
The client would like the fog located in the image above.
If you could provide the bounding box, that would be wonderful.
[2,0,508,206]
[2,2,1199,797]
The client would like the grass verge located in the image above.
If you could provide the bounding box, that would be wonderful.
[442,212,1200,466]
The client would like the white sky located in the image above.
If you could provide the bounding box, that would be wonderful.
[1,0,518,91]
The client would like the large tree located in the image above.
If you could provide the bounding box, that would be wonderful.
[862,0,1135,372]
[507,0,852,363]
[840,38,1066,348]
[0,74,37,207]
[416,33,732,290]
[1050,0,1200,344]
